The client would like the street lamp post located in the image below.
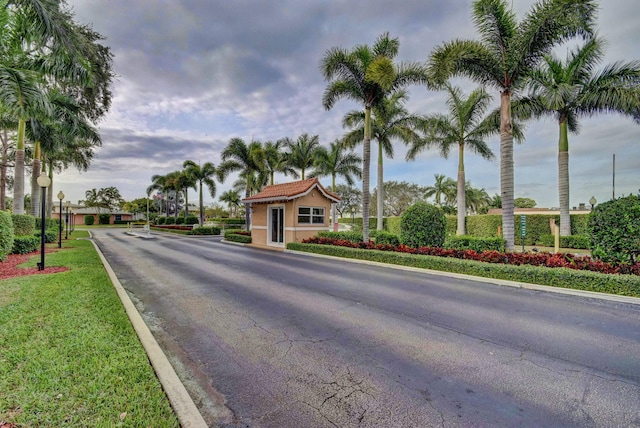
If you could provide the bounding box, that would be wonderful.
[589,196,597,210]
[37,174,51,270]
[57,191,64,248]
[65,201,71,239]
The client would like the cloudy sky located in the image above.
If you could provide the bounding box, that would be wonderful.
[57,0,639,210]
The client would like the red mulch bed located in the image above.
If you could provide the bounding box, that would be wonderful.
[0,248,68,280]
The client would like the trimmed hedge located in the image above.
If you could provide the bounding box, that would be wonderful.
[190,226,221,235]
[185,216,199,225]
[286,243,640,297]
[156,216,166,225]
[98,213,110,225]
[444,236,506,253]
[12,214,35,236]
[212,218,246,225]
[400,202,446,248]
[317,230,363,243]
[175,216,185,225]
[538,234,590,249]
[374,231,400,246]
[12,235,40,254]
[224,230,252,243]
[0,210,14,261]
[84,215,95,225]
[467,215,502,237]
[34,228,57,243]
[165,217,176,225]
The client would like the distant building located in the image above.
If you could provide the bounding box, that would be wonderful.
[52,204,134,225]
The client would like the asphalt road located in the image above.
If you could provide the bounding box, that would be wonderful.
[90,229,640,427]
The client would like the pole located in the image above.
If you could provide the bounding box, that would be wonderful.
[39,186,46,270]
[65,205,69,239]
[612,153,616,200]
[58,198,63,248]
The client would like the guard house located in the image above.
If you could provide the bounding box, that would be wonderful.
[242,178,340,249]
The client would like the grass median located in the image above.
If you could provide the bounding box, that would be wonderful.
[0,231,179,427]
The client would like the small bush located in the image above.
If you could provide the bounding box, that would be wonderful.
[400,201,446,248]
[224,231,252,243]
[212,218,245,225]
[165,217,176,225]
[155,216,166,225]
[12,235,40,254]
[589,194,640,263]
[0,210,15,261]
[113,220,130,225]
[98,213,110,225]
[374,231,400,246]
[34,228,57,243]
[317,230,363,243]
[175,217,185,225]
[185,216,199,225]
[444,236,506,253]
[12,214,36,236]
[84,215,95,225]
[190,226,221,235]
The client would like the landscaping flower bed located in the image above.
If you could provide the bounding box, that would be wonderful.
[301,236,640,276]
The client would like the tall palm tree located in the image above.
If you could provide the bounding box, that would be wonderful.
[263,139,294,185]
[175,169,196,219]
[428,0,596,249]
[343,90,424,230]
[285,133,321,180]
[312,139,362,192]
[425,174,457,208]
[218,138,265,231]
[524,36,640,235]
[406,84,496,235]
[321,32,427,242]
[183,160,217,226]
[219,190,241,218]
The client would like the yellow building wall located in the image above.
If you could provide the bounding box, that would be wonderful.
[249,190,333,248]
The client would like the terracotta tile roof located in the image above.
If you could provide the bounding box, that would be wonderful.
[242,178,340,203]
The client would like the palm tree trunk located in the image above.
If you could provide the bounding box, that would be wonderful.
[31,142,42,217]
[558,120,571,236]
[245,180,251,232]
[1,129,9,210]
[198,182,204,226]
[457,143,466,236]
[47,163,53,218]
[12,119,26,214]
[377,142,384,231]
[500,90,515,251]
[362,107,372,242]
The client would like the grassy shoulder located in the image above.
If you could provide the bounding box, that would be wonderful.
[0,231,179,427]
[287,242,640,298]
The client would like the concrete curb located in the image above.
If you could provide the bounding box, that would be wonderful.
[89,238,208,427]
[284,249,640,306]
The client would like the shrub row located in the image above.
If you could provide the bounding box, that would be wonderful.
[300,236,640,276]
[224,229,252,243]
[212,218,245,225]
[317,231,363,243]
[0,211,14,261]
[537,234,590,249]
[190,226,221,235]
[286,243,640,297]
[12,214,35,236]
[444,236,506,253]
[12,235,40,254]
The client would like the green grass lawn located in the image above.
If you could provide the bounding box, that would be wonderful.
[0,231,179,427]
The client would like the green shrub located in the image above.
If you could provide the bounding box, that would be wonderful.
[386,217,401,235]
[155,216,166,225]
[12,235,39,254]
[212,218,245,225]
[445,215,457,236]
[190,226,221,235]
[537,234,590,249]
[317,230,363,243]
[571,214,590,235]
[374,231,400,246]
[286,242,640,297]
[466,215,502,237]
[84,215,95,225]
[175,216,185,225]
[444,236,506,253]
[12,214,36,236]
[98,213,110,224]
[185,216,199,225]
[400,201,446,248]
[36,218,61,229]
[224,230,252,243]
[589,194,640,263]
[165,217,176,225]
[34,228,57,243]
[0,210,15,261]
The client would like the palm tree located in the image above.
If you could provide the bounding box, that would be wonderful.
[406,84,496,235]
[219,190,242,218]
[183,160,217,226]
[428,0,597,249]
[175,169,196,219]
[321,32,427,242]
[264,139,294,185]
[343,90,424,230]
[524,36,640,235]
[425,174,457,208]
[312,139,362,192]
[464,182,492,215]
[217,138,265,231]
[285,133,321,180]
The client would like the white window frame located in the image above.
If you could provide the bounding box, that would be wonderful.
[298,206,325,225]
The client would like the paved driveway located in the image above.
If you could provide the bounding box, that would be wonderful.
[91,229,640,427]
